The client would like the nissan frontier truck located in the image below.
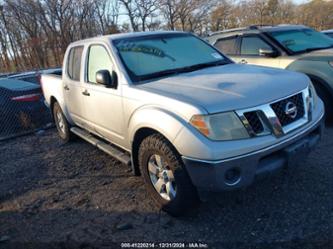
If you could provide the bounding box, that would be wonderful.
[41,31,324,215]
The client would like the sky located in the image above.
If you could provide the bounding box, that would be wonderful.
[293,0,309,3]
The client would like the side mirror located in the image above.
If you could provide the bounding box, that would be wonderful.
[96,70,118,88]
[259,48,278,58]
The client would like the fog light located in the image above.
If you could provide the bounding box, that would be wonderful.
[225,168,241,185]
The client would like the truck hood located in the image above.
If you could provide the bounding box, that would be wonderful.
[137,64,309,114]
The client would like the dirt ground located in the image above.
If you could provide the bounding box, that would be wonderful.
[0,128,332,249]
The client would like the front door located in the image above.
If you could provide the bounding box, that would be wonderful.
[81,44,125,146]
[233,35,282,68]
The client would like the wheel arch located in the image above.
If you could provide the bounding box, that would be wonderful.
[286,60,333,99]
[49,95,74,125]
[128,107,188,175]
[306,74,333,100]
[306,74,333,123]
[131,127,159,175]
[49,96,57,121]
[131,126,183,176]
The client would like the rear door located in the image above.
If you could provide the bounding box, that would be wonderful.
[63,46,87,126]
[81,43,125,146]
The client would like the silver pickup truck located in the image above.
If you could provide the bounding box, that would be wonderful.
[41,31,324,216]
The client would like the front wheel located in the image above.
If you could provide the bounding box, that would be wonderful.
[53,102,73,143]
[138,134,199,216]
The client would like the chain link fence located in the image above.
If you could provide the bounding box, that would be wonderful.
[0,77,53,141]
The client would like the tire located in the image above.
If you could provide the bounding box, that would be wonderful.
[53,102,72,142]
[313,81,333,125]
[138,133,199,216]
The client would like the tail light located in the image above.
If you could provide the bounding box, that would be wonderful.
[11,93,41,102]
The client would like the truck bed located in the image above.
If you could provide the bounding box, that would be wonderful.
[41,73,64,110]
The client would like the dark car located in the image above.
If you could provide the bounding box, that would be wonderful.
[0,78,52,138]
[7,68,62,84]
[8,71,41,84]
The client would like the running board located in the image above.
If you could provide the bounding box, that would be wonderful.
[71,127,131,166]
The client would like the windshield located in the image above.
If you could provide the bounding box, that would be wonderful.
[268,28,333,53]
[113,33,229,82]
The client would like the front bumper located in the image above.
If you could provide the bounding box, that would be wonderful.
[182,115,324,192]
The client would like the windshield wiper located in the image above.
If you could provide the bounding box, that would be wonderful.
[137,68,183,81]
[137,60,227,82]
[180,60,227,72]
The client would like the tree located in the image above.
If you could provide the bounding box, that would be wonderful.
[0,0,332,74]
[119,0,139,31]
[210,0,234,31]
[135,0,160,31]
[160,0,179,30]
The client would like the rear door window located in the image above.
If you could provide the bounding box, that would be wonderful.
[67,46,84,81]
[214,37,238,55]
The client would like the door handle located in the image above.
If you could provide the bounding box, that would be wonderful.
[82,90,90,96]
[64,85,70,91]
[240,59,248,64]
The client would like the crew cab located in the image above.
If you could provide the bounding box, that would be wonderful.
[42,31,324,215]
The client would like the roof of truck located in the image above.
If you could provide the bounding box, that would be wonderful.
[70,31,188,46]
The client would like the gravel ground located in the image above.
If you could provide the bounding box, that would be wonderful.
[0,128,332,249]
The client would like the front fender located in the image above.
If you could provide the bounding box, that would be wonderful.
[128,106,188,151]
[287,60,333,96]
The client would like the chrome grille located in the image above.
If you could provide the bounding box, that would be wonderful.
[243,112,264,134]
[236,88,310,138]
[270,93,305,126]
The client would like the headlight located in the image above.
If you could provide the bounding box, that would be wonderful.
[190,112,249,141]
[309,82,317,109]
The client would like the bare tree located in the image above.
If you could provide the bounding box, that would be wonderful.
[210,0,237,31]
[5,0,49,68]
[94,0,120,34]
[119,0,139,31]
[0,0,332,74]
[176,0,195,31]
[135,0,160,31]
[0,5,12,71]
[160,0,179,30]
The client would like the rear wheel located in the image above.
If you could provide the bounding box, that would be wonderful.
[138,133,199,216]
[53,102,72,142]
